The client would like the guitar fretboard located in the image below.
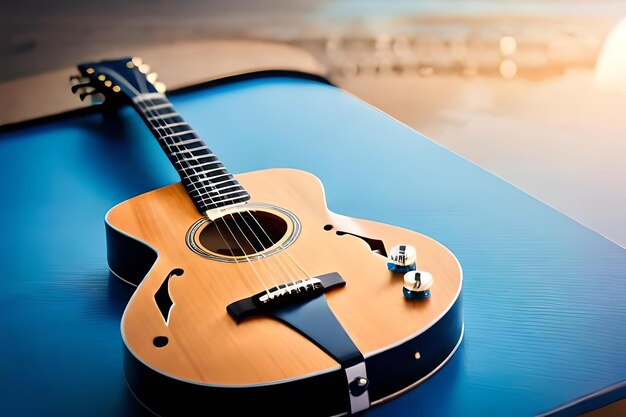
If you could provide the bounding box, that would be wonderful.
[132,93,250,213]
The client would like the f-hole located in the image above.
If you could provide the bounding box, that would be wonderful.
[336,231,387,257]
[154,268,184,324]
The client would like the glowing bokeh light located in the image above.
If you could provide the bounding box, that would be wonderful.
[500,59,517,78]
[500,36,517,56]
[595,17,626,91]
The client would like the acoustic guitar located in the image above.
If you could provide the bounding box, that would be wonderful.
[70,58,463,416]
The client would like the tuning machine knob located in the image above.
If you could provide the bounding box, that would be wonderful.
[403,270,432,300]
[79,89,100,102]
[70,82,92,94]
[387,244,416,273]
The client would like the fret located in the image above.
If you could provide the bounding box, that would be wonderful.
[142,105,176,116]
[154,119,184,127]
[190,179,241,193]
[190,188,248,198]
[186,172,232,182]
[177,155,221,164]
[170,141,207,150]
[184,177,246,198]
[155,124,191,135]
[170,138,203,147]
[176,162,226,172]
[190,195,250,210]
[159,131,197,144]
[195,193,250,207]
[161,121,187,129]
[183,180,240,198]
[215,189,248,197]
[152,107,177,116]
[146,103,172,111]
[137,100,168,108]
[203,177,236,187]
[171,148,212,156]
[164,129,195,138]
[153,123,189,133]
[195,195,249,208]
[181,166,228,177]
[148,112,179,120]
[208,184,242,193]
[133,93,167,103]
[188,185,246,200]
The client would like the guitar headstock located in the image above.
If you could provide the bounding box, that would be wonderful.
[70,57,166,104]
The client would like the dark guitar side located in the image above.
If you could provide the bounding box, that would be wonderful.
[105,168,463,416]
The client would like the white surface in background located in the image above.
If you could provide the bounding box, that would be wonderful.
[596,17,626,92]
[339,69,626,247]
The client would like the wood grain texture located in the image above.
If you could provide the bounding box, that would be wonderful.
[106,168,462,385]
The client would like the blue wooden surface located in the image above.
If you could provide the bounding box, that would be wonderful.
[1,76,625,416]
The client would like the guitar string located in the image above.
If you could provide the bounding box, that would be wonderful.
[173,122,312,291]
[139,97,315,289]
[135,98,242,263]
[143,98,289,297]
[138,96,287,295]
[138,96,313,292]
[244,210,311,283]
[138,93,314,297]
[145,106,312,291]
[135,98,276,296]
[182,131,313,290]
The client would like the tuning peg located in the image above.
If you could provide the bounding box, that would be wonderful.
[79,89,100,102]
[71,82,93,94]
[147,72,158,84]
[138,64,151,74]
[69,74,83,82]
[153,81,167,94]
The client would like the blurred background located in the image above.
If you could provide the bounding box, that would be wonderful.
[2,0,626,246]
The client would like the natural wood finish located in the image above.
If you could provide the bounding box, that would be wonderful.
[0,39,325,127]
[107,168,462,385]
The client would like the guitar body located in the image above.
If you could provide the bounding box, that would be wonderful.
[106,168,463,416]
[67,57,462,415]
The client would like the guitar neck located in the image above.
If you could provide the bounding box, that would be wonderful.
[132,93,250,213]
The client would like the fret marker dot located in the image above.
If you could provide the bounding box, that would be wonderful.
[86,68,95,74]
[97,74,106,81]
[112,85,121,92]
[104,80,112,87]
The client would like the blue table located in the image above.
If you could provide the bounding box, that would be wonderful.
[1,74,625,416]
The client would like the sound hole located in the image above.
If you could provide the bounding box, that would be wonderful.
[198,210,288,257]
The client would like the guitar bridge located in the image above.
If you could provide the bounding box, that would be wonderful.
[258,278,323,304]
[226,272,345,323]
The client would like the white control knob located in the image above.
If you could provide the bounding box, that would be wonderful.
[403,270,432,299]
[387,244,417,273]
